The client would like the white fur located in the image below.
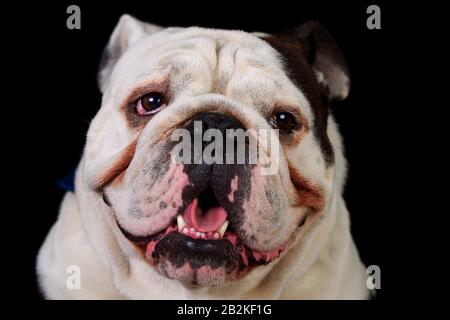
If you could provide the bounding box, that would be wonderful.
[37,15,368,299]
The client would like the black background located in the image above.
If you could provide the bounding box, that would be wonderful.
[8,0,410,304]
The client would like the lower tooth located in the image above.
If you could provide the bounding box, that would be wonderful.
[177,215,186,231]
[218,220,229,237]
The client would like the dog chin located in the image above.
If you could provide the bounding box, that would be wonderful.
[114,193,298,287]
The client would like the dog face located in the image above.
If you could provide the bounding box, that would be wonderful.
[82,15,350,287]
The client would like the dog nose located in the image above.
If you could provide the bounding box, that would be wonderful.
[191,112,245,133]
[180,112,253,216]
[184,112,248,164]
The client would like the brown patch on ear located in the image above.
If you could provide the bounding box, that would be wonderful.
[94,139,138,191]
[287,161,324,212]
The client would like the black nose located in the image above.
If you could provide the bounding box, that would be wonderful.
[184,112,248,163]
[190,112,245,133]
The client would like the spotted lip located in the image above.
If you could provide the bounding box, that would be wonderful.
[118,211,286,279]
[116,186,290,283]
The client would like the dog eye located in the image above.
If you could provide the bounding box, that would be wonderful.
[135,92,166,115]
[270,111,301,133]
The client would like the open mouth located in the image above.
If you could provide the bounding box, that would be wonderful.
[118,186,287,284]
[177,188,229,240]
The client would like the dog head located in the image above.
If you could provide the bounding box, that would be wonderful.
[81,14,350,288]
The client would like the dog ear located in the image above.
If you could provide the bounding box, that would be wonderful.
[279,21,350,100]
[98,14,163,93]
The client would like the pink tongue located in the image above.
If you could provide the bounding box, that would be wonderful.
[183,199,228,232]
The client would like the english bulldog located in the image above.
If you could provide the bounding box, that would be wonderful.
[37,14,370,299]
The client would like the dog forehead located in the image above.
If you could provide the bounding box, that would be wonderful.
[140,27,278,61]
[110,28,284,90]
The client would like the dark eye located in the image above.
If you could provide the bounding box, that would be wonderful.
[270,111,301,133]
[135,92,166,115]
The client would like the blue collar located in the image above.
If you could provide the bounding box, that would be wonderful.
[57,168,76,192]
